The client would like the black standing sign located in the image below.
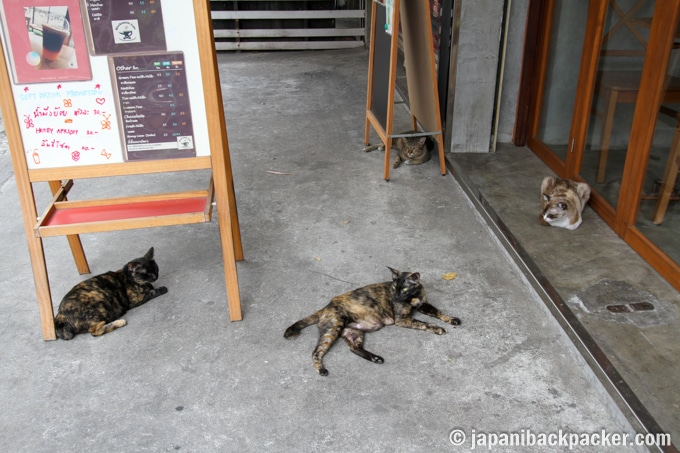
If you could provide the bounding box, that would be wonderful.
[370,3,391,130]
[110,52,195,160]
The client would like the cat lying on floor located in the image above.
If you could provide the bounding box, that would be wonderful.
[539,176,591,230]
[54,248,168,340]
[364,131,434,168]
[284,267,460,376]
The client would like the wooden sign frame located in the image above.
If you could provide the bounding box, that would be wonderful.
[364,0,447,181]
[0,0,243,340]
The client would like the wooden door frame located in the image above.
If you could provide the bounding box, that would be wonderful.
[516,0,680,291]
[619,0,680,290]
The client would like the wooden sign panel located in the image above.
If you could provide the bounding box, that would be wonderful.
[364,0,446,180]
[0,0,210,169]
[400,0,441,135]
[0,0,244,340]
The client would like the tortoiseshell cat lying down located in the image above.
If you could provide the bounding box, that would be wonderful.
[284,268,461,376]
[54,248,167,340]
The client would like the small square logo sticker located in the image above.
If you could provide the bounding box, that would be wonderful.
[112,20,141,44]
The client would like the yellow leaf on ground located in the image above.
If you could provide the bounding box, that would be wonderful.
[441,272,458,281]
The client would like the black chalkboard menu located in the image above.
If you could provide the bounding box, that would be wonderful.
[110,52,195,160]
[82,0,167,55]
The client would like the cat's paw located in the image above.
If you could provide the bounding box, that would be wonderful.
[447,317,461,326]
[318,368,329,377]
[371,355,384,364]
[155,286,169,295]
[432,326,447,335]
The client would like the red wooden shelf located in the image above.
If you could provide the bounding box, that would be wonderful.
[36,191,213,237]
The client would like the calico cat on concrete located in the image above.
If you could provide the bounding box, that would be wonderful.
[539,176,591,230]
[364,131,435,168]
[54,247,168,340]
[284,267,460,376]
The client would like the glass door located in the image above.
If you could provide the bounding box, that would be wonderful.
[621,1,680,287]
[527,0,590,174]
[524,0,680,291]
[579,0,657,217]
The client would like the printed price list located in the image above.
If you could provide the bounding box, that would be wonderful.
[111,52,195,160]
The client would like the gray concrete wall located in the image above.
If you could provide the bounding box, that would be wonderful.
[449,0,505,152]
[447,0,530,151]
[496,0,529,146]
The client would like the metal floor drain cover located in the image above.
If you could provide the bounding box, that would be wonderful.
[606,304,631,313]
[630,302,655,311]
[575,279,672,326]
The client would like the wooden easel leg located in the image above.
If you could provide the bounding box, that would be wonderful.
[437,134,447,175]
[210,136,243,320]
[223,169,244,262]
[211,155,243,320]
[216,195,243,321]
[48,181,90,274]
[365,118,371,145]
[25,234,56,340]
[384,141,392,181]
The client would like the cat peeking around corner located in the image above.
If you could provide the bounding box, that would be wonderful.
[539,176,591,230]
[284,267,461,376]
[54,247,168,340]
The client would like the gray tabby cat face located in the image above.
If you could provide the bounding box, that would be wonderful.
[402,137,427,158]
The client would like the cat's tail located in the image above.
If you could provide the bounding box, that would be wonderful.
[284,311,321,339]
[54,316,76,340]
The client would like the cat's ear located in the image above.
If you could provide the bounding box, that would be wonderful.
[417,137,427,146]
[408,273,421,285]
[541,176,556,194]
[425,136,435,150]
[145,247,155,260]
[387,267,401,279]
[575,182,591,203]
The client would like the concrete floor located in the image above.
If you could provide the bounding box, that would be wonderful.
[452,147,680,448]
[0,48,667,451]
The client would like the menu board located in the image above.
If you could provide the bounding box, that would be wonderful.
[1,0,210,169]
[81,0,166,55]
[110,52,195,160]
